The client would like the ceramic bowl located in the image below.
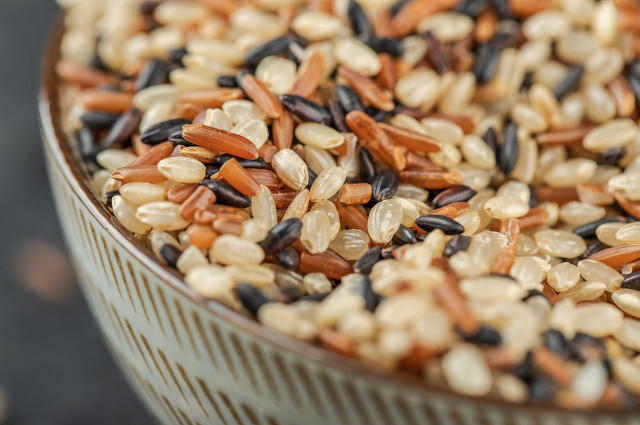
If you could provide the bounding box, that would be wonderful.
[39,18,640,425]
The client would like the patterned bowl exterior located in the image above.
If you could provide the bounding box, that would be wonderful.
[39,19,640,425]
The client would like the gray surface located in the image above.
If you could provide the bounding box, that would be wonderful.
[0,1,155,424]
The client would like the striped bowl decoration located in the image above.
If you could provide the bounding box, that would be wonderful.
[39,20,640,425]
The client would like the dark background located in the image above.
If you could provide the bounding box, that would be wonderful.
[0,1,154,424]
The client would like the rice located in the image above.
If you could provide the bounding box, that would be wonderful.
[56,0,640,406]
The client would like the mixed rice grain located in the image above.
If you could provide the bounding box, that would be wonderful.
[57,0,640,408]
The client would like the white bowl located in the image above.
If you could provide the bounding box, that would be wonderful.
[39,20,640,425]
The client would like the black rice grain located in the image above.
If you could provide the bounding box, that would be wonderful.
[553,65,584,100]
[389,0,412,16]
[354,246,383,274]
[380,246,398,259]
[80,111,120,130]
[621,272,640,291]
[543,329,570,359]
[356,276,380,312]
[443,235,471,257]
[432,185,477,209]
[198,179,251,208]
[499,122,519,175]
[455,0,490,16]
[217,74,239,88]
[371,169,399,201]
[167,47,188,65]
[259,218,303,255]
[490,0,512,19]
[244,35,292,68]
[336,85,364,112]
[520,70,534,91]
[511,351,535,380]
[392,224,418,245]
[299,291,332,302]
[570,332,606,362]
[422,31,451,74]
[75,126,100,163]
[329,100,350,133]
[280,94,332,125]
[528,184,538,208]
[528,377,556,402]
[105,108,142,147]
[415,215,465,235]
[573,216,626,239]
[308,167,318,186]
[168,130,195,147]
[598,146,627,165]
[364,37,405,57]
[358,148,376,183]
[584,239,608,258]
[286,41,307,65]
[629,59,640,80]
[235,284,270,317]
[104,189,120,207]
[482,126,499,156]
[160,244,182,268]
[473,35,505,84]
[462,325,502,346]
[365,106,390,123]
[140,118,191,145]
[276,286,303,304]
[347,0,373,39]
[214,154,266,169]
[628,74,640,108]
[135,58,169,92]
[277,247,301,271]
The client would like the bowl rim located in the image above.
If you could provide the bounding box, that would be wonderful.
[39,14,640,418]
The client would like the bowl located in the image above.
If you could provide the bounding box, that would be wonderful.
[39,17,640,425]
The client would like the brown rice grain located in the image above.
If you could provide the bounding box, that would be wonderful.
[338,183,372,205]
[182,124,259,159]
[241,74,283,119]
[178,88,244,109]
[167,183,199,204]
[185,224,219,249]
[218,158,261,196]
[337,66,395,112]
[588,244,640,267]
[272,109,294,150]
[334,201,369,235]
[111,165,167,184]
[181,146,220,164]
[56,60,118,87]
[179,185,216,221]
[378,123,441,153]
[291,50,327,98]
[300,251,353,279]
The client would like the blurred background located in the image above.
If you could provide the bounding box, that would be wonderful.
[0,1,154,423]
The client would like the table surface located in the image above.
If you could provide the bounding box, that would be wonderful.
[0,1,155,424]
